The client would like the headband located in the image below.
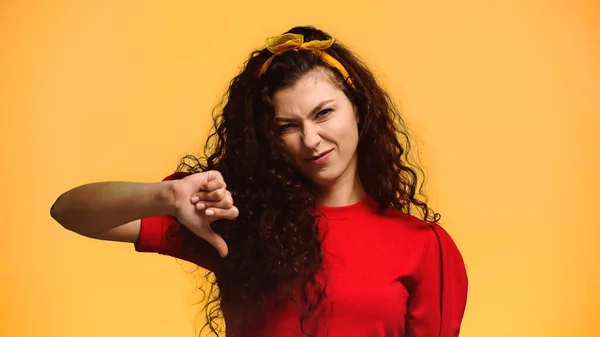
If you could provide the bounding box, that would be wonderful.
[257,33,354,88]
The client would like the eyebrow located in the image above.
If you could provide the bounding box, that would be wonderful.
[275,99,335,123]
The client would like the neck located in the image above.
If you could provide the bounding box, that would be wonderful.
[316,169,364,207]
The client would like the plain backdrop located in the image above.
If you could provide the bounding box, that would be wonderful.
[1,0,598,336]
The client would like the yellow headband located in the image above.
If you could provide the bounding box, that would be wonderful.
[257,33,354,87]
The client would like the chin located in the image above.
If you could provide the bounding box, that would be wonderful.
[307,170,342,187]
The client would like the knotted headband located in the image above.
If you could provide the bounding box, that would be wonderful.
[257,33,354,88]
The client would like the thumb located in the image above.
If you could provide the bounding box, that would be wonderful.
[200,228,228,258]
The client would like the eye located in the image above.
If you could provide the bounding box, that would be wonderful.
[278,123,295,133]
[316,108,333,119]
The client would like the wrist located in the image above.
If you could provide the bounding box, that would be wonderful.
[154,180,178,217]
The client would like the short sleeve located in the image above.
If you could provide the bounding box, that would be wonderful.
[405,224,468,337]
[133,172,219,270]
[134,214,181,255]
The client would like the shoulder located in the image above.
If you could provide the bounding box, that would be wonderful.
[383,209,468,277]
[379,208,464,256]
[379,207,436,236]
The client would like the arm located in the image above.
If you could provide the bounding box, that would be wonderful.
[405,225,468,337]
[50,180,177,242]
[51,171,238,258]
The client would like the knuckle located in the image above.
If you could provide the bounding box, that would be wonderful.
[213,170,223,180]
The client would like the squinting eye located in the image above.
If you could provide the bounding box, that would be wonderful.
[316,109,333,118]
[278,124,294,132]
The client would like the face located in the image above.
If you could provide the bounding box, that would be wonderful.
[272,69,360,188]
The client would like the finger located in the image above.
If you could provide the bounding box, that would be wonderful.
[206,170,224,183]
[194,192,233,210]
[196,200,234,211]
[205,206,239,220]
[192,188,227,202]
[201,176,226,192]
[199,228,228,258]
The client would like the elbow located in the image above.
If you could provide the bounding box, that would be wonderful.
[50,195,71,231]
[50,197,60,222]
[50,195,97,237]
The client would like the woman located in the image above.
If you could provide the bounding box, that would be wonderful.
[51,26,468,337]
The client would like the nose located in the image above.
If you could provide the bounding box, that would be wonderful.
[301,124,321,149]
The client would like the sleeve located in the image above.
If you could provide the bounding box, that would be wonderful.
[134,213,182,256]
[404,224,469,337]
[133,172,219,270]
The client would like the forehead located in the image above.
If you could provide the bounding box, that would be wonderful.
[272,69,343,118]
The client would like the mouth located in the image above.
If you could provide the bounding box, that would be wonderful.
[306,149,333,162]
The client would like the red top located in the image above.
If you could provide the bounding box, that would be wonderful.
[135,176,468,337]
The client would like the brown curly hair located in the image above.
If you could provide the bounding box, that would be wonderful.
[168,25,441,337]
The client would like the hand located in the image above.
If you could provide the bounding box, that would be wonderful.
[172,170,238,257]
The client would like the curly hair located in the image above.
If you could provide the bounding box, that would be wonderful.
[167,25,441,337]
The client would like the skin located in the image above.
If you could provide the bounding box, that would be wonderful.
[272,68,365,207]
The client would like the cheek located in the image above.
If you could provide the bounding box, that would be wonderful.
[280,136,300,158]
[332,121,359,147]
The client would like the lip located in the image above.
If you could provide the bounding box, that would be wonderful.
[306,149,333,164]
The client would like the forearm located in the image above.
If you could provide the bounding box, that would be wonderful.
[51,181,177,235]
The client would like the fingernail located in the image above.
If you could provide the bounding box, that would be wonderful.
[191,196,199,203]
[196,203,205,210]
[205,209,214,216]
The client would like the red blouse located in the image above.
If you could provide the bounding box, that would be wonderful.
[135,175,468,337]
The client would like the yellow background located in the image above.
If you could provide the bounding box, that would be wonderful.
[1,0,598,336]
